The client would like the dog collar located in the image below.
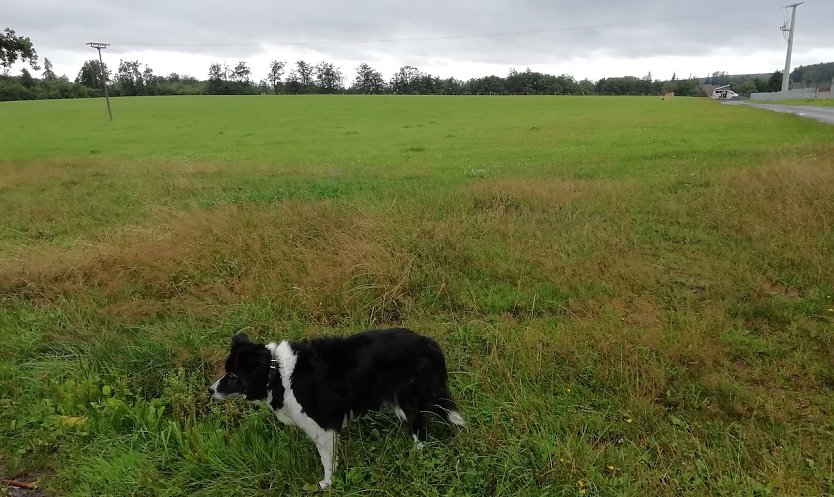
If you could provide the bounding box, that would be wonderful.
[267,348,280,388]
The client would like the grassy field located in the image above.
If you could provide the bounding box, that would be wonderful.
[1,95,833,496]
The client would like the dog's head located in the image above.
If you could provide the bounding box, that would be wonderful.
[208,333,271,402]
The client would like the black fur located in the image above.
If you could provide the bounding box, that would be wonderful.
[212,333,284,403]
[212,328,460,441]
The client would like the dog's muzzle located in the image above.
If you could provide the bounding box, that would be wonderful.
[207,378,235,401]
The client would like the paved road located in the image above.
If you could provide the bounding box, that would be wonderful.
[724,100,834,125]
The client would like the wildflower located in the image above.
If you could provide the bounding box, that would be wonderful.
[625,417,633,424]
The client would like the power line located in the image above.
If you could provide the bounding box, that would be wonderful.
[110,8,777,48]
[779,6,791,42]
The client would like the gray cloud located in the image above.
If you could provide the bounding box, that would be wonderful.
[6,0,833,79]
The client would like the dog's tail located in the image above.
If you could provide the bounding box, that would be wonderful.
[430,385,465,427]
[425,338,464,427]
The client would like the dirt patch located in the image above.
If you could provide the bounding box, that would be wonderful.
[0,457,49,497]
[763,281,802,300]
[0,477,48,497]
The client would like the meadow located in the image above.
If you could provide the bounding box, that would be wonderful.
[1,95,833,496]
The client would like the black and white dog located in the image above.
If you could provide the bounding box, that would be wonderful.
[208,328,464,489]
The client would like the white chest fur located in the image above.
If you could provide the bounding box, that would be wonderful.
[266,341,337,489]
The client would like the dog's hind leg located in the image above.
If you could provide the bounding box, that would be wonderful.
[396,386,428,447]
[409,412,427,448]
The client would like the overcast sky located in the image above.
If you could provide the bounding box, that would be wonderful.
[6,0,834,83]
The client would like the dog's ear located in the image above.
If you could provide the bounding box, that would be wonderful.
[231,333,251,349]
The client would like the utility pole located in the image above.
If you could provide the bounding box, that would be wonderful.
[86,42,113,120]
[780,2,803,93]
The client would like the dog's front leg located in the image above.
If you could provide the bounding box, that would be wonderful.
[313,429,337,489]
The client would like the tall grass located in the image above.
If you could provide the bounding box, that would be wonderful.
[1,96,833,496]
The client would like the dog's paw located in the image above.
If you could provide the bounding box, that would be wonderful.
[318,479,332,490]
[412,434,425,450]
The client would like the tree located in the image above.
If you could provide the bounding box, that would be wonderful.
[553,74,581,95]
[142,66,157,95]
[19,67,34,88]
[284,70,303,94]
[0,79,36,100]
[207,63,226,94]
[663,77,705,97]
[505,68,581,95]
[231,61,251,83]
[76,60,109,90]
[351,63,387,94]
[767,70,783,92]
[1,28,38,69]
[116,59,144,96]
[578,79,595,95]
[390,65,421,94]
[506,68,537,94]
[295,60,314,92]
[415,73,441,94]
[733,78,758,97]
[465,75,505,95]
[791,62,834,88]
[208,63,224,82]
[439,77,463,95]
[156,72,201,96]
[315,62,343,94]
[709,71,730,86]
[267,60,285,94]
[41,57,56,80]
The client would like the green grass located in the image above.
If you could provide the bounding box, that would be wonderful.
[1,95,834,496]
[749,98,834,107]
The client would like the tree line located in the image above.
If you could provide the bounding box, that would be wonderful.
[702,70,801,95]
[790,62,834,89]
[0,57,712,101]
[2,27,830,102]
